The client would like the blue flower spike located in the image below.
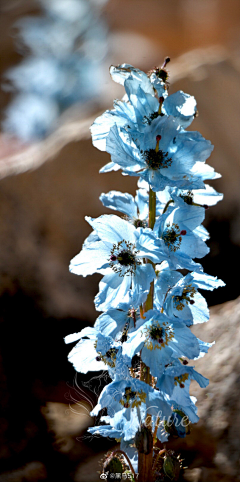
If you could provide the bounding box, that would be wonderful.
[66,59,224,482]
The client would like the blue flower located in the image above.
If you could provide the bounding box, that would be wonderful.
[161,90,197,128]
[155,265,225,325]
[122,310,201,376]
[100,185,167,225]
[94,307,140,339]
[170,185,223,209]
[70,214,168,311]
[109,64,166,97]
[91,64,198,152]
[64,327,108,374]
[154,204,209,271]
[66,60,223,456]
[156,359,209,397]
[90,377,172,440]
[196,338,215,359]
[100,189,149,228]
[138,181,223,217]
[104,116,217,192]
[65,326,133,381]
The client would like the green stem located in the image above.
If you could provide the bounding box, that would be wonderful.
[148,188,156,230]
[162,198,174,214]
[138,186,156,482]
[143,187,156,313]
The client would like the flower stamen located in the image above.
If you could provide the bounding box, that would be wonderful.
[174,285,196,311]
[120,387,146,409]
[108,240,141,276]
[162,223,186,252]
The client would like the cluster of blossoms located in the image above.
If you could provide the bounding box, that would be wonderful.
[3,0,108,141]
[65,59,224,481]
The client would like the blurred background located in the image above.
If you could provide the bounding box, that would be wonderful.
[0,0,240,481]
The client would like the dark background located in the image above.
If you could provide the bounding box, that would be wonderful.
[0,1,240,481]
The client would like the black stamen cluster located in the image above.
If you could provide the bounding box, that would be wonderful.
[143,148,172,170]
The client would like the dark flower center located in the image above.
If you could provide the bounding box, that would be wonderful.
[95,344,118,368]
[174,285,196,310]
[174,373,189,388]
[133,218,147,228]
[149,325,164,342]
[120,387,146,409]
[180,190,194,205]
[122,387,137,408]
[144,321,174,350]
[117,250,136,266]
[162,223,185,252]
[108,240,141,276]
[143,148,172,170]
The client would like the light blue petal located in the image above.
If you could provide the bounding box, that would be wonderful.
[88,424,122,439]
[91,101,136,151]
[132,263,156,306]
[162,91,197,128]
[69,239,109,276]
[194,339,215,359]
[94,309,134,337]
[190,272,225,290]
[192,184,223,206]
[149,72,166,98]
[135,228,167,263]
[67,338,105,373]
[110,64,154,95]
[95,271,133,311]
[106,124,144,171]
[100,191,138,218]
[86,214,136,245]
[124,80,159,127]
[135,188,149,219]
[99,161,121,173]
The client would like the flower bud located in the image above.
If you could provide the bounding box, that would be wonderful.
[163,454,181,481]
[104,456,123,476]
[135,424,153,454]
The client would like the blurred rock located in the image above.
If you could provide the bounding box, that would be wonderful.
[41,401,93,454]
[0,461,47,482]
[169,298,240,482]
[184,468,202,482]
